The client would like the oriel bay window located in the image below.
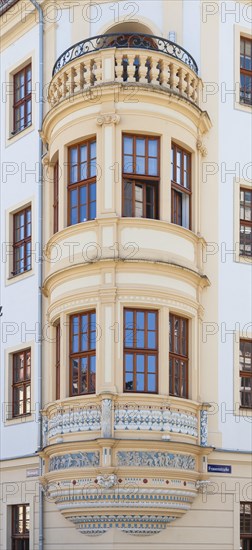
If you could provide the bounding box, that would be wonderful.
[13,207,31,276]
[124,309,158,393]
[240,188,252,257]
[240,37,252,105]
[122,134,159,218]
[169,314,188,398]
[240,502,252,549]
[55,323,60,400]
[240,339,252,408]
[12,504,30,550]
[53,161,59,233]
[13,64,32,134]
[12,349,31,417]
[68,138,96,225]
[171,143,191,229]
[70,311,96,395]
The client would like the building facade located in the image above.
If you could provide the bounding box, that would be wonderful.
[0,1,251,549]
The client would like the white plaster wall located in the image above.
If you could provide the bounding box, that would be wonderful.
[0,25,40,458]
[218,2,252,450]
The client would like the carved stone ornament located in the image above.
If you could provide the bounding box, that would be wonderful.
[96,114,120,126]
[196,138,208,157]
[96,474,118,489]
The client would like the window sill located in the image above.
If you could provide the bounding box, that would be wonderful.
[234,100,252,113]
[235,254,252,264]
[6,123,34,146]
[4,413,34,427]
[6,268,34,286]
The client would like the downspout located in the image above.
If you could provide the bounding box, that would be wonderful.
[27,1,44,549]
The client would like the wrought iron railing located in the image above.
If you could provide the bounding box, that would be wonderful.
[52,33,198,76]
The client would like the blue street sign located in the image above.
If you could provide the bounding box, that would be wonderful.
[207,464,232,474]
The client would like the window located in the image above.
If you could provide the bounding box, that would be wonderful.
[12,349,31,417]
[240,37,252,105]
[240,339,252,408]
[12,504,30,550]
[13,64,32,134]
[12,207,31,276]
[68,139,96,225]
[70,311,96,395]
[240,502,252,549]
[56,323,60,400]
[171,143,191,229]
[240,188,252,257]
[124,309,158,393]
[169,314,188,398]
[53,161,59,233]
[122,134,159,219]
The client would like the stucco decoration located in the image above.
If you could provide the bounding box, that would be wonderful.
[46,405,101,441]
[96,474,118,488]
[114,405,198,437]
[101,399,112,438]
[200,410,208,446]
[68,514,176,536]
[49,451,100,471]
[96,114,120,125]
[116,451,196,470]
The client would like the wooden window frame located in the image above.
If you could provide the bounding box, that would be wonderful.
[56,323,60,400]
[240,339,252,409]
[240,502,252,549]
[12,206,32,276]
[53,161,59,234]
[171,142,192,229]
[68,138,96,226]
[12,349,31,418]
[240,187,252,257]
[123,308,158,394]
[169,313,189,399]
[12,504,30,550]
[13,64,32,134]
[122,134,160,219]
[69,311,96,396]
[240,37,252,106]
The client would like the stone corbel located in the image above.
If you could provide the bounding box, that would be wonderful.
[196,138,208,157]
[96,113,120,126]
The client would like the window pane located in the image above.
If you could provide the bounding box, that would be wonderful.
[136,373,144,391]
[89,200,96,220]
[72,358,79,395]
[123,180,133,216]
[125,354,134,371]
[136,138,145,156]
[148,331,156,349]
[136,156,145,174]
[148,373,156,392]
[148,157,158,176]
[136,330,144,348]
[125,373,133,390]
[124,136,133,154]
[148,139,158,157]
[148,312,156,330]
[148,355,156,373]
[136,311,144,329]
[136,354,144,372]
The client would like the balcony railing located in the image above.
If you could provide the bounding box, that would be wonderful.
[53,33,198,75]
[48,33,201,108]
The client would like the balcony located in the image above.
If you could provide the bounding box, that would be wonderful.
[48,33,202,110]
[41,394,211,536]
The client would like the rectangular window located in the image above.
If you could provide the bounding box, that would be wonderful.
[70,311,96,396]
[12,349,31,417]
[68,139,96,225]
[240,37,252,105]
[53,161,59,233]
[13,206,32,276]
[56,323,60,400]
[122,134,159,219]
[240,339,252,408]
[124,309,158,393]
[171,143,191,229]
[169,314,188,398]
[13,64,32,134]
[12,504,30,550]
[240,502,252,549]
[240,188,252,257]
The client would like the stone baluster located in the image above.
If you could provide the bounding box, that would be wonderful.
[56,76,63,102]
[185,74,194,100]
[160,60,170,89]
[178,67,188,96]
[83,59,92,89]
[75,61,84,94]
[63,70,70,98]
[149,56,160,85]
[138,55,147,84]
[93,55,102,84]
[115,53,124,83]
[127,53,136,83]
[169,63,179,92]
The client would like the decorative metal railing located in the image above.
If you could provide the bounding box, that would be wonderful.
[52,33,198,76]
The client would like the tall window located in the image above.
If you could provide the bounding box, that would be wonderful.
[122,134,159,219]
[56,323,60,400]
[12,349,31,417]
[240,502,252,549]
[240,339,252,408]
[240,37,252,105]
[68,139,96,225]
[70,311,96,395]
[13,207,31,276]
[53,161,59,233]
[169,314,188,398]
[13,64,32,134]
[12,504,30,550]
[240,188,252,257]
[124,309,158,393]
[171,143,191,229]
